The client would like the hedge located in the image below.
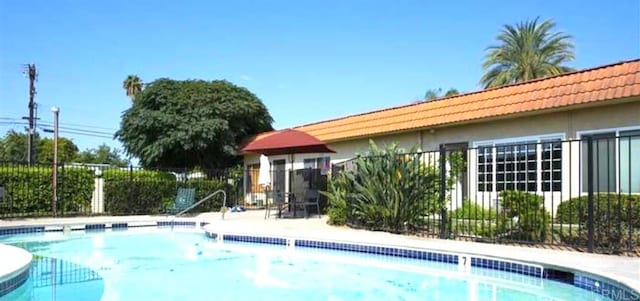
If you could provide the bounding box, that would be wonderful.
[555,194,640,251]
[102,169,232,215]
[449,192,550,243]
[103,169,176,215]
[0,166,94,216]
[556,194,640,227]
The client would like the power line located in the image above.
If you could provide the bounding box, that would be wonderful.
[39,120,118,131]
[40,124,114,135]
[57,130,113,139]
[0,117,118,132]
[2,121,115,136]
[0,121,28,127]
[38,126,114,139]
[2,122,114,139]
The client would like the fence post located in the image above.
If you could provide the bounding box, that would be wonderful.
[53,163,59,217]
[439,145,448,239]
[586,136,595,252]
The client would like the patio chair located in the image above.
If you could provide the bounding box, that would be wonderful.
[167,188,196,215]
[264,188,286,219]
[302,189,321,218]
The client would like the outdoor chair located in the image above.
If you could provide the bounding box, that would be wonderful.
[167,188,196,215]
[302,189,321,218]
[264,188,286,219]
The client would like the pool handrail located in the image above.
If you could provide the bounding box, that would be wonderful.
[173,189,227,219]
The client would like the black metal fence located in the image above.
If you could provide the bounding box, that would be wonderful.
[0,163,241,218]
[333,135,639,254]
[1,134,638,254]
[242,166,328,211]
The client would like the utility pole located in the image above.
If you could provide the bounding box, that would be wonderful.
[23,64,37,166]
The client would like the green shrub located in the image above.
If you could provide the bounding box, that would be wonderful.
[322,172,350,225]
[58,167,95,214]
[452,200,497,220]
[555,194,640,251]
[498,190,550,243]
[341,141,440,233]
[0,166,93,216]
[103,169,177,215]
[449,200,499,239]
[103,169,232,215]
[183,179,232,212]
[556,194,640,227]
[451,219,498,238]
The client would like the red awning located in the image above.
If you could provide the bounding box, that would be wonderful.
[241,129,336,156]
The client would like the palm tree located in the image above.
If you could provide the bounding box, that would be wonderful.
[123,75,143,101]
[480,18,575,89]
[424,88,442,100]
[443,88,460,97]
[424,88,460,101]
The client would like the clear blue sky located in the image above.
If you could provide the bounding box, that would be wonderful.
[1,0,638,153]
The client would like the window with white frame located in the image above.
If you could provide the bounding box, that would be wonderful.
[476,136,563,193]
[541,139,563,192]
[303,156,331,177]
[581,128,640,193]
[477,146,493,192]
[303,157,331,169]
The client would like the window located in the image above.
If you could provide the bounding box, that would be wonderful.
[303,157,330,169]
[541,139,563,192]
[303,157,331,175]
[581,129,640,193]
[477,146,493,192]
[476,136,563,193]
[581,132,616,193]
[620,130,640,193]
[495,142,537,192]
[246,164,261,193]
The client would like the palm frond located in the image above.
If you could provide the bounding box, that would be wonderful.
[481,17,575,89]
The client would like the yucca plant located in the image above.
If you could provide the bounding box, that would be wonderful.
[321,171,350,225]
[341,141,440,232]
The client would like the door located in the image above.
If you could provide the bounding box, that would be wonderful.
[273,159,286,194]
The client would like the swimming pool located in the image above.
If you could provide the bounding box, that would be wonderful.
[0,227,628,300]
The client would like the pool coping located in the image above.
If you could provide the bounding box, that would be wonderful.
[0,243,32,297]
[0,213,638,300]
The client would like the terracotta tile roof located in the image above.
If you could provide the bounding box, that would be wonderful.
[287,59,640,142]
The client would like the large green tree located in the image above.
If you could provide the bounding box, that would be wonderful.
[123,75,143,101]
[38,137,79,163]
[116,79,273,169]
[481,18,575,88]
[0,130,79,163]
[0,130,31,162]
[75,144,129,167]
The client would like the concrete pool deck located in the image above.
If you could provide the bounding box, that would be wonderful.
[1,210,639,294]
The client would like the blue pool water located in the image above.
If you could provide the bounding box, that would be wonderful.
[0,228,614,301]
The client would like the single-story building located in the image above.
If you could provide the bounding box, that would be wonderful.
[243,59,640,212]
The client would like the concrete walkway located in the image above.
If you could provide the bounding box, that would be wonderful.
[1,210,639,293]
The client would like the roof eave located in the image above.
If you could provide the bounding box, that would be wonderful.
[320,95,640,144]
